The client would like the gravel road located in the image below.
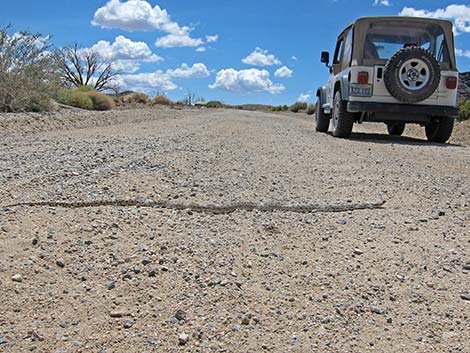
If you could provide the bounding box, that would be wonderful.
[0,108,469,352]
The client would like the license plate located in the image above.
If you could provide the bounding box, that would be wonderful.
[350,84,372,97]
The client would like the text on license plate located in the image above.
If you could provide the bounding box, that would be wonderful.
[350,85,372,97]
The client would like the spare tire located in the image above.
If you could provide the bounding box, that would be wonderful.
[384,47,440,104]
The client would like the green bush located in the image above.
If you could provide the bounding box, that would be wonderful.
[85,91,115,111]
[206,101,224,108]
[290,102,307,113]
[0,27,57,112]
[458,98,470,121]
[306,104,316,115]
[122,92,149,104]
[74,85,94,93]
[56,89,93,110]
[151,95,174,106]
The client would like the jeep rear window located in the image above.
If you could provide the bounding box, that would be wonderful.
[364,21,451,69]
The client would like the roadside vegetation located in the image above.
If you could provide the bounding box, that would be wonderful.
[458,98,470,122]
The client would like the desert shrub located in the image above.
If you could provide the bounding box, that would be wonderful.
[206,101,224,108]
[290,102,308,113]
[122,92,149,104]
[151,95,174,106]
[55,89,93,110]
[458,99,470,121]
[306,104,316,115]
[0,27,57,112]
[272,105,290,112]
[74,85,94,93]
[85,90,115,111]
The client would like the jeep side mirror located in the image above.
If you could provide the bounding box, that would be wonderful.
[321,51,330,65]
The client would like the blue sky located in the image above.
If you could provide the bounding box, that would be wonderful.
[2,0,470,105]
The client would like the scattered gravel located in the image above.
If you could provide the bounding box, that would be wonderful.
[0,108,469,352]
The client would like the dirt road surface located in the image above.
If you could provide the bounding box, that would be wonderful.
[0,108,469,353]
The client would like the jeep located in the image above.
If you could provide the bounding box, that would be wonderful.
[315,17,459,143]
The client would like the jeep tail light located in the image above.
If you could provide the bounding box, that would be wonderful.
[357,71,369,85]
[446,77,457,90]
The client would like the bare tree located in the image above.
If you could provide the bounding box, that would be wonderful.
[183,89,196,106]
[53,44,116,91]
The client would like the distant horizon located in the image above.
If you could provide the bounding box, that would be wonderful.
[2,1,470,105]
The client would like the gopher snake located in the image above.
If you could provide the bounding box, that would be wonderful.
[2,199,386,214]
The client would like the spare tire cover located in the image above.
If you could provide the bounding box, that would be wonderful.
[384,47,440,104]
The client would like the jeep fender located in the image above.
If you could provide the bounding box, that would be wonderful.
[316,86,327,105]
[336,73,350,101]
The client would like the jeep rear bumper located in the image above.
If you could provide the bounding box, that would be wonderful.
[347,101,459,117]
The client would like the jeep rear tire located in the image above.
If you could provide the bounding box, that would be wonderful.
[332,91,354,138]
[387,122,406,136]
[384,47,440,104]
[315,97,330,133]
[425,117,454,143]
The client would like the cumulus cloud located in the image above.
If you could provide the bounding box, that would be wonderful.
[291,56,298,61]
[92,0,209,48]
[399,5,470,34]
[242,48,281,66]
[116,62,210,92]
[196,47,206,52]
[209,68,285,94]
[116,71,178,92]
[374,0,390,6]
[206,35,218,43]
[274,66,293,78]
[456,48,470,57]
[91,35,162,62]
[88,35,162,73]
[298,92,311,102]
[167,63,210,78]
[156,34,203,48]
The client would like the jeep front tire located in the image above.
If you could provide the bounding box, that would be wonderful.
[332,91,354,138]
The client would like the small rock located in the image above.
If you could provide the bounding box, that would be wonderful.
[107,281,116,290]
[178,333,190,345]
[337,219,347,225]
[461,293,470,301]
[56,258,65,268]
[147,338,158,345]
[353,248,364,255]
[321,316,333,324]
[148,269,157,277]
[174,309,187,322]
[371,306,387,315]
[241,315,250,325]
[386,317,393,324]
[463,264,470,271]
[0,337,8,345]
[31,237,39,246]
[110,310,127,318]
[123,320,134,329]
[142,259,152,266]
[11,274,23,282]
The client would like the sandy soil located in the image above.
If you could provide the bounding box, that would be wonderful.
[0,108,469,353]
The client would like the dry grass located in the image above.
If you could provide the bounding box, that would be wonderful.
[122,92,149,105]
[85,91,116,111]
[151,95,174,106]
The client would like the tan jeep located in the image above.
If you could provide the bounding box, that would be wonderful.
[316,17,459,143]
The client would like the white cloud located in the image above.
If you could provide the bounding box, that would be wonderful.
[399,5,470,34]
[88,35,162,73]
[456,48,470,57]
[116,71,178,92]
[298,92,311,102]
[155,34,203,48]
[115,62,210,92]
[166,63,210,78]
[242,48,281,66]
[111,60,141,73]
[274,66,293,78]
[92,0,204,48]
[374,0,390,6]
[209,68,285,94]
[196,47,206,52]
[91,35,162,62]
[291,55,298,61]
[206,35,218,43]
